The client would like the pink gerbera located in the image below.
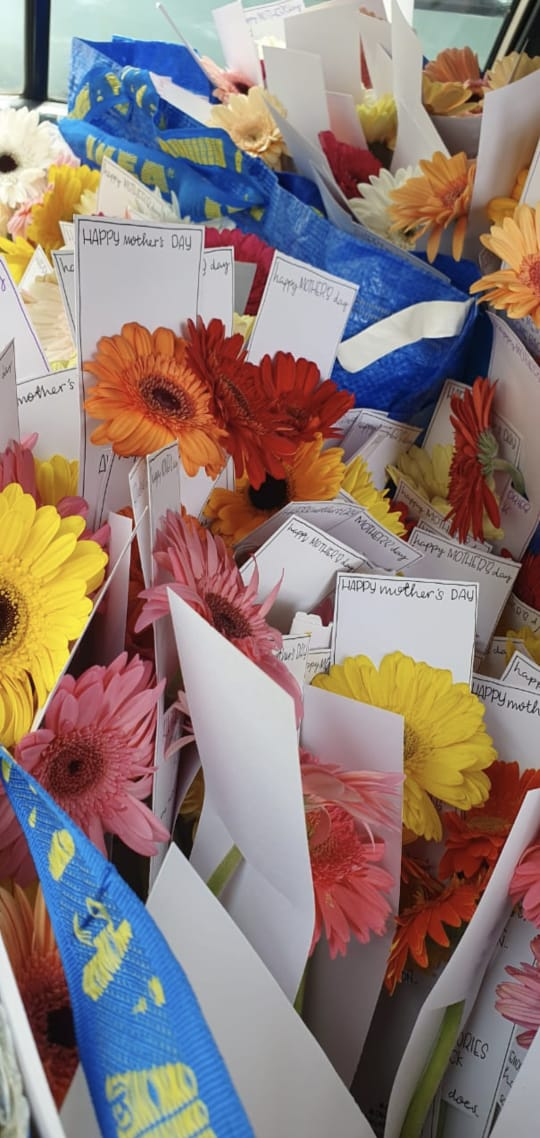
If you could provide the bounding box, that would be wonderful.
[136,509,302,720]
[0,652,168,884]
[0,436,108,546]
[510,842,540,927]
[495,935,540,1048]
[307,803,395,959]
[300,748,402,837]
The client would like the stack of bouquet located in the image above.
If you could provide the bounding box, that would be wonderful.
[0,3,540,1137]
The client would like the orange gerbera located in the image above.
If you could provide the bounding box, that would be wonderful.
[185,317,297,489]
[385,868,480,993]
[84,322,225,474]
[470,204,540,326]
[446,376,502,542]
[258,351,354,443]
[440,761,540,880]
[389,150,476,262]
[424,46,483,87]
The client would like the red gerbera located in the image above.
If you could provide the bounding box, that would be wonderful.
[185,317,297,488]
[446,376,502,542]
[440,761,540,881]
[515,551,540,612]
[318,130,382,199]
[204,228,274,315]
[258,351,354,444]
[385,860,480,993]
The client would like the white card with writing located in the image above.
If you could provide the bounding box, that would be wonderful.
[76,216,203,528]
[198,247,234,335]
[263,45,330,146]
[478,636,513,680]
[0,339,19,447]
[353,420,422,490]
[247,251,357,376]
[497,482,539,561]
[285,2,363,102]
[241,516,367,632]
[392,477,450,533]
[213,0,263,86]
[489,1009,540,1136]
[17,367,80,462]
[147,442,182,556]
[277,634,311,688]
[169,591,315,1001]
[406,528,521,654]
[333,571,477,682]
[235,499,362,556]
[501,592,540,636]
[385,789,540,1138]
[51,249,76,339]
[502,650,540,693]
[59,221,74,247]
[0,257,48,380]
[423,378,522,469]
[18,244,50,293]
[305,646,333,683]
[472,675,540,765]
[331,501,423,571]
[245,0,305,42]
[97,155,177,221]
[301,684,403,1084]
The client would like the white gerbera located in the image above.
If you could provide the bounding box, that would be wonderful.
[349,166,420,249]
[0,108,57,209]
[22,274,75,367]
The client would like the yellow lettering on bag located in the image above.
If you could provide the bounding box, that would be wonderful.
[74,899,132,1001]
[140,161,169,192]
[116,151,139,174]
[28,807,37,828]
[48,829,75,881]
[71,84,92,120]
[1,757,11,782]
[148,977,166,1007]
[105,1063,217,1138]
[204,198,222,220]
[157,136,226,169]
[105,73,122,96]
[235,149,243,174]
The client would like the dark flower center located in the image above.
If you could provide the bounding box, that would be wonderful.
[40,729,106,800]
[205,591,252,640]
[47,1004,77,1049]
[248,476,289,511]
[0,582,24,650]
[141,375,194,418]
[0,153,18,174]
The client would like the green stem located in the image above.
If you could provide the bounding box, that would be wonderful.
[436,1100,448,1138]
[399,1001,465,1138]
[294,965,308,1018]
[206,844,243,897]
[491,458,526,497]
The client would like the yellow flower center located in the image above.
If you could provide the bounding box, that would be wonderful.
[0,579,28,654]
[518,253,540,295]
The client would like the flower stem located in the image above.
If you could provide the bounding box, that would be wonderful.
[294,965,308,1017]
[399,1001,464,1138]
[206,844,243,897]
[491,458,526,497]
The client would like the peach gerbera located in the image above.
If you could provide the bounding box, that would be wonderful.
[389,150,476,262]
[470,203,540,326]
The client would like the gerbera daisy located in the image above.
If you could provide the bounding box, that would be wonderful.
[26,163,100,255]
[387,442,505,543]
[486,51,540,90]
[0,108,54,209]
[0,883,78,1106]
[357,92,397,149]
[515,552,540,611]
[440,761,540,880]
[204,437,345,545]
[209,86,287,169]
[421,77,478,117]
[385,874,480,993]
[84,322,226,474]
[318,131,382,199]
[0,483,107,748]
[342,456,407,537]
[0,653,168,884]
[258,351,354,444]
[0,234,36,283]
[185,317,297,488]
[300,747,402,836]
[506,625,540,666]
[389,150,476,262]
[307,803,395,959]
[495,935,540,1048]
[470,204,540,326]
[313,652,496,842]
[349,166,419,248]
[204,227,274,316]
[135,510,302,720]
[197,55,253,102]
[509,843,540,928]
[0,438,98,544]
[486,167,529,228]
[22,273,75,367]
[424,46,483,87]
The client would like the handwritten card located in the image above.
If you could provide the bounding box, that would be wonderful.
[147,442,182,558]
[97,155,177,222]
[301,684,403,1084]
[247,251,357,376]
[479,636,515,680]
[0,339,18,448]
[333,571,477,682]
[277,634,311,689]
[240,516,366,632]
[305,646,333,683]
[245,0,305,43]
[169,591,315,1001]
[263,45,330,146]
[501,591,540,636]
[423,378,522,469]
[17,367,80,462]
[236,499,361,556]
[497,482,539,561]
[76,216,203,528]
[350,419,422,490]
[405,528,521,654]
[285,2,363,102]
[331,501,423,572]
[502,651,540,693]
[51,249,76,339]
[0,257,48,380]
[472,675,540,765]
[489,1004,540,1136]
[198,247,234,335]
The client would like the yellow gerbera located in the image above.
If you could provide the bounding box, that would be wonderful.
[0,235,35,283]
[422,75,477,117]
[506,626,540,667]
[387,443,504,542]
[342,455,406,537]
[486,167,529,228]
[470,204,540,326]
[34,454,79,508]
[357,93,397,148]
[389,150,476,262]
[204,437,345,544]
[0,483,107,748]
[486,51,540,90]
[313,652,496,842]
[26,164,100,255]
